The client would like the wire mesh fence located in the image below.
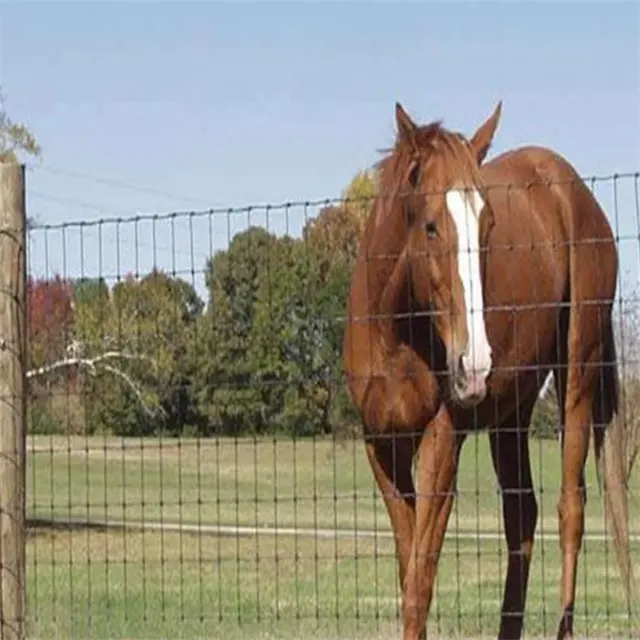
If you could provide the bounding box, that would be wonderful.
[23,170,640,639]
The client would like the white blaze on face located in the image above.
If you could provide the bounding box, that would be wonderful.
[445,188,492,381]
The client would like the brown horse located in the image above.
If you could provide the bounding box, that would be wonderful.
[343,101,635,639]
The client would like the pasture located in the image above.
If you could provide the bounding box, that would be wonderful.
[26,434,640,638]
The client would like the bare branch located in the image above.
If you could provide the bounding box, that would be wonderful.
[100,363,164,418]
[90,351,155,366]
[27,351,155,380]
[27,357,96,380]
[26,350,164,418]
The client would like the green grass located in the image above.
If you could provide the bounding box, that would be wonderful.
[25,434,640,638]
[27,433,640,534]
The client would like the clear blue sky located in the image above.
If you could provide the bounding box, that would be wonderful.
[1,1,638,300]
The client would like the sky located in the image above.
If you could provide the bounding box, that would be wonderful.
[0,1,638,301]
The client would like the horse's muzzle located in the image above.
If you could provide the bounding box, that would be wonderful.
[451,353,489,407]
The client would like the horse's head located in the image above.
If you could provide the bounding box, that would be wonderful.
[380,101,502,408]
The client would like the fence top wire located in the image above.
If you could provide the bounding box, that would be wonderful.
[27,169,640,232]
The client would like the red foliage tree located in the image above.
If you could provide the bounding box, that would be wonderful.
[27,275,74,370]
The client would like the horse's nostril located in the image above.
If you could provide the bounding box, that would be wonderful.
[455,354,467,388]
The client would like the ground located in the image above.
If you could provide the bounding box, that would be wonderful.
[25,434,640,639]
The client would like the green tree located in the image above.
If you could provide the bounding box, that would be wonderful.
[248,238,320,435]
[73,270,204,436]
[0,87,41,160]
[197,227,283,434]
[72,277,109,306]
[247,236,358,437]
[195,170,377,437]
[296,170,377,434]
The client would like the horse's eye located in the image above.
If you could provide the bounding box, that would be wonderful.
[425,221,438,238]
[408,162,419,186]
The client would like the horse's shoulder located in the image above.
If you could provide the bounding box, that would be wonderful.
[484,145,565,172]
[486,145,581,182]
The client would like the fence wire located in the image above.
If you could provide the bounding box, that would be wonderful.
[24,171,640,639]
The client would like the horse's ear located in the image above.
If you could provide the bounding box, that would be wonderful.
[469,101,502,163]
[395,102,418,148]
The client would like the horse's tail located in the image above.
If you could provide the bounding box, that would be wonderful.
[593,326,636,610]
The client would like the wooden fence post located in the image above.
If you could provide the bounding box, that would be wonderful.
[0,156,26,640]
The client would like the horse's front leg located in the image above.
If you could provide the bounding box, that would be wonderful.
[364,432,419,592]
[402,405,465,640]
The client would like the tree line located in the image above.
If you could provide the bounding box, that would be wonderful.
[27,173,373,437]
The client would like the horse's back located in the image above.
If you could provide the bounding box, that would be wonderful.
[482,144,617,295]
[483,144,616,246]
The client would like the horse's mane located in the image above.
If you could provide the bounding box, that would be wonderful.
[372,119,483,223]
[375,121,444,194]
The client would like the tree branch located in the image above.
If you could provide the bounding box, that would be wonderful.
[27,351,155,380]
[100,363,164,418]
[27,350,165,418]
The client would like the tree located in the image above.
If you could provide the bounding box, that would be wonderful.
[197,227,286,434]
[299,170,377,434]
[0,86,41,233]
[342,169,378,226]
[246,232,360,437]
[27,270,205,436]
[78,270,204,436]
[248,237,325,435]
[194,171,379,437]
[27,276,75,370]
[72,277,109,306]
[182,169,378,437]
[303,169,377,276]
[0,87,41,160]
[26,276,77,434]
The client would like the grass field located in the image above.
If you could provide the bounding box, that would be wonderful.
[25,433,640,639]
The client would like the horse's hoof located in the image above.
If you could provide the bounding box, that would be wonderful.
[556,607,574,640]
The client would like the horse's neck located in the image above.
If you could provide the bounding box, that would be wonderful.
[352,201,409,351]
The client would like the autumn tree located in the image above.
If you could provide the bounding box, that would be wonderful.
[299,170,377,433]
[26,276,78,433]
[342,169,378,228]
[303,169,377,276]
[28,276,75,370]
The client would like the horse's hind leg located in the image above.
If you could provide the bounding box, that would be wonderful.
[490,393,538,640]
[364,431,419,596]
[555,312,611,639]
[556,391,591,639]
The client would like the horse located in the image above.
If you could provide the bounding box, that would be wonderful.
[342,101,635,639]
